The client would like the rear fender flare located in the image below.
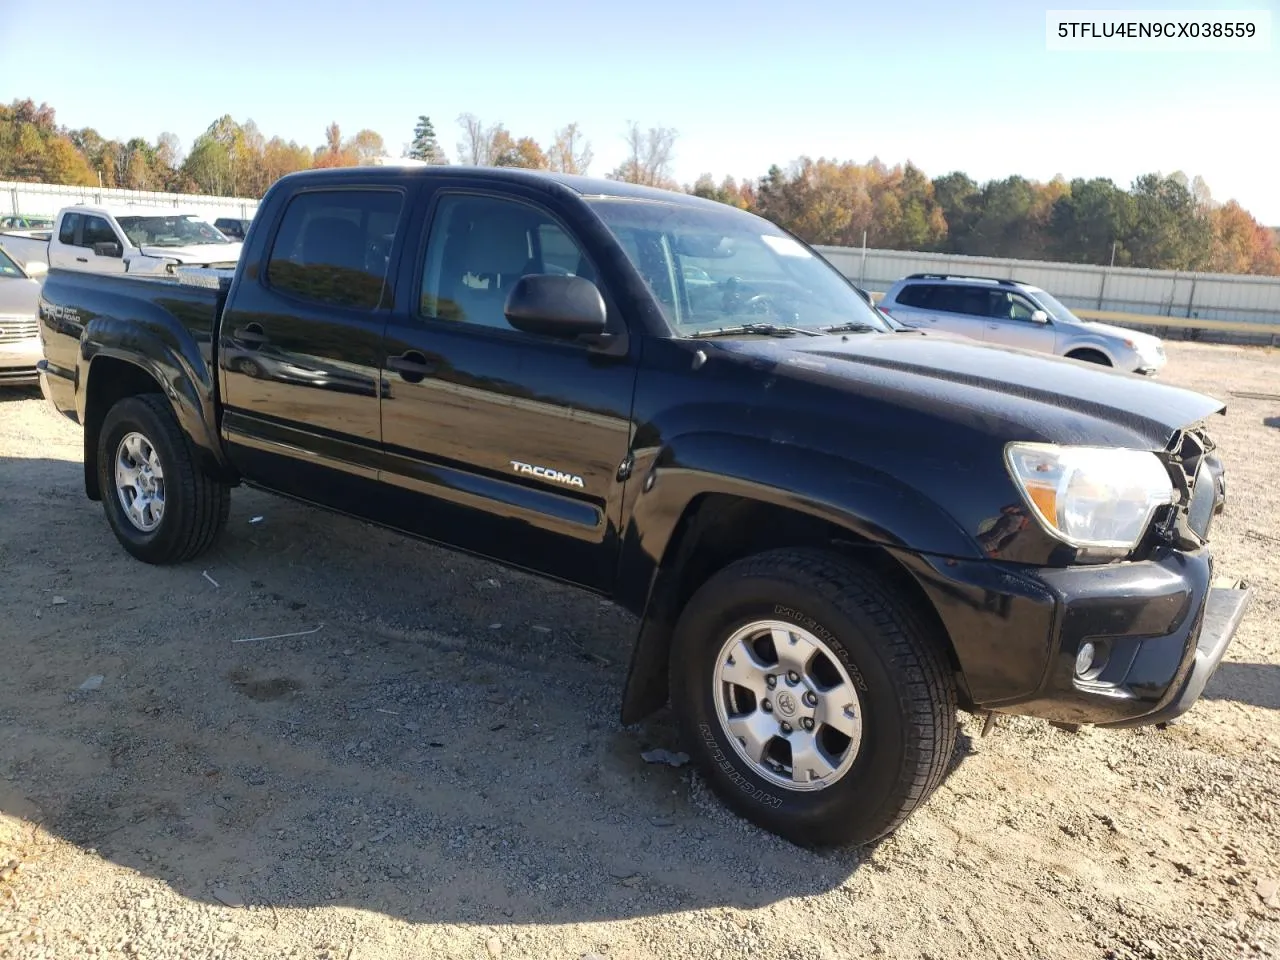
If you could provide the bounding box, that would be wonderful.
[79,316,230,494]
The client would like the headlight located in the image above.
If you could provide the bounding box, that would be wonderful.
[1005,443,1176,553]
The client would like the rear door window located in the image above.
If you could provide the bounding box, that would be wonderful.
[895,284,937,308]
[265,189,404,311]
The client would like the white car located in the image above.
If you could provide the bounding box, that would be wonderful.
[879,274,1167,375]
[0,204,243,277]
[0,248,45,387]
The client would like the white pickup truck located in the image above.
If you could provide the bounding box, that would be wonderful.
[0,204,242,276]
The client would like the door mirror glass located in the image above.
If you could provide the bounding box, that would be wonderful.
[504,274,607,339]
[1030,309,1049,324]
[93,241,123,258]
[23,259,47,279]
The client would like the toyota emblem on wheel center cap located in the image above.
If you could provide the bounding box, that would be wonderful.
[775,691,798,717]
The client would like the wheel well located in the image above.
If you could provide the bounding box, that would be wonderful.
[621,494,963,724]
[83,357,165,501]
[1065,348,1112,366]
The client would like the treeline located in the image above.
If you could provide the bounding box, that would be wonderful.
[3,99,1277,275]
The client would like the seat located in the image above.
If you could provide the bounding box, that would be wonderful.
[451,213,535,330]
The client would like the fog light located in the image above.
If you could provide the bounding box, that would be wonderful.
[1075,641,1108,680]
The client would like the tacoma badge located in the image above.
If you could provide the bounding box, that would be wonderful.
[510,460,585,489]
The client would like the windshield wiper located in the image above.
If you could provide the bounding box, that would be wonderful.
[818,322,880,334]
[688,323,822,339]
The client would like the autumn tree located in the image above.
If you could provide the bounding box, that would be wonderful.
[409,115,448,164]
[0,100,95,185]
[609,122,677,188]
[456,113,498,165]
[1206,200,1280,274]
[547,123,593,175]
[689,173,753,209]
[493,133,546,169]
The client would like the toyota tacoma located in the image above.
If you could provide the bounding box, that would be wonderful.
[36,166,1250,847]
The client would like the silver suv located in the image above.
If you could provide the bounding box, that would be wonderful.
[879,274,1166,375]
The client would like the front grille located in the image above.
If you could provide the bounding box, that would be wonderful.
[1162,426,1224,546]
[0,316,38,343]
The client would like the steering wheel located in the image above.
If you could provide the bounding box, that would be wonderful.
[742,292,775,315]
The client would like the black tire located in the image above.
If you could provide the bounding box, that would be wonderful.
[669,548,957,848]
[97,394,230,564]
[1066,349,1112,366]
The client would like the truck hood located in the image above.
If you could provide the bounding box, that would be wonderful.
[719,331,1223,449]
[136,242,243,264]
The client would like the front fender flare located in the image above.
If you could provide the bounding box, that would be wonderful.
[614,431,982,724]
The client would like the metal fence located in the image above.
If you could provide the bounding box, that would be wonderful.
[816,245,1280,333]
[2,180,259,226]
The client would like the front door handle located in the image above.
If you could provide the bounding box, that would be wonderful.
[234,323,269,347]
[386,350,437,383]
[75,257,88,263]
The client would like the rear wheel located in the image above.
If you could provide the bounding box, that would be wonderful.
[98,394,230,564]
[669,548,957,848]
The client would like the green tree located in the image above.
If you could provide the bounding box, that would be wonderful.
[1125,173,1213,270]
[931,172,980,252]
[1049,177,1134,265]
[409,115,448,164]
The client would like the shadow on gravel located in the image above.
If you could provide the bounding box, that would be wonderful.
[0,385,40,402]
[1264,416,1280,429]
[0,454,972,927]
[1204,662,1280,710]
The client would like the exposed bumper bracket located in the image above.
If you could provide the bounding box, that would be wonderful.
[1098,582,1252,729]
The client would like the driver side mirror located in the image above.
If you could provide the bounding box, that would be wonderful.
[1030,309,1049,324]
[504,274,607,339]
[22,259,47,279]
[93,241,123,258]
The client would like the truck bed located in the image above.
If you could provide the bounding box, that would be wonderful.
[38,267,228,405]
[0,231,50,269]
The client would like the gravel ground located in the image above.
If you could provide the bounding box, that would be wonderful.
[1,341,1277,960]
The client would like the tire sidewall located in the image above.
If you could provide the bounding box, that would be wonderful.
[98,399,183,561]
[672,568,912,843]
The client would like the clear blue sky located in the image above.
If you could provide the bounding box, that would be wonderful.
[3,0,1278,221]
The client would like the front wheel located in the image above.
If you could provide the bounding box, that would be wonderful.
[669,548,958,848]
[98,394,230,564]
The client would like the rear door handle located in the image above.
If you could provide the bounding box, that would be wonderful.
[386,350,437,382]
[233,323,269,346]
[75,257,88,263]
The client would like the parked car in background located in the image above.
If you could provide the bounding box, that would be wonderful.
[0,246,44,385]
[1,205,244,276]
[1,214,55,230]
[214,217,253,241]
[879,273,1167,375]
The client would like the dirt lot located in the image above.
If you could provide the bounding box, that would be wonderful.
[1,341,1277,960]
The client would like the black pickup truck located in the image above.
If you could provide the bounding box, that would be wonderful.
[36,166,1250,847]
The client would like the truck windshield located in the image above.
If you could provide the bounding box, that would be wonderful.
[587,198,890,337]
[116,215,231,248]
